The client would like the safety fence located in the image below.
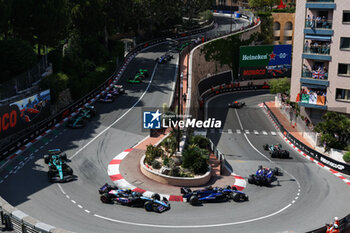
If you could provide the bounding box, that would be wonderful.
[263,102,350,175]
[0,55,49,102]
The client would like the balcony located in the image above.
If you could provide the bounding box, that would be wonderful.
[297,89,327,110]
[302,69,329,86]
[304,19,333,35]
[303,45,331,61]
[306,0,336,9]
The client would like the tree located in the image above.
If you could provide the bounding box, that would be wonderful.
[315,112,350,151]
[269,77,290,94]
[201,34,257,80]
[0,0,13,39]
[249,0,279,10]
[257,11,274,44]
[11,0,69,54]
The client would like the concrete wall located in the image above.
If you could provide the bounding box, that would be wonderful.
[189,24,261,120]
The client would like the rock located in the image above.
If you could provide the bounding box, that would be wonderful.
[173,156,182,166]
[160,166,171,175]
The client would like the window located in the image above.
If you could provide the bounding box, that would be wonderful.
[338,63,350,76]
[274,22,281,30]
[340,37,350,50]
[343,11,350,23]
[274,36,280,41]
[336,88,350,101]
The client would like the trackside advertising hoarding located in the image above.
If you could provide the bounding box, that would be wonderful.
[239,45,292,79]
[0,89,51,140]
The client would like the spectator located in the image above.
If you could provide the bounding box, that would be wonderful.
[304,41,309,52]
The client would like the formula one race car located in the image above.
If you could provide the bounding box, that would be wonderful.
[263,144,290,158]
[137,69,149,78]
[248,166,283,186]
[228,101,245,108]
[99,184,170,213]
[181,185,248,206]
[98,93,114,103]
[108,85,125,96]
[127,75,142,83]
[67,105,96,128]
[156,53,174,64]
[44,149,74,182]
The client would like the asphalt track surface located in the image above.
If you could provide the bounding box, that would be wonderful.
[0,18,265,233]
[206,91,350,232]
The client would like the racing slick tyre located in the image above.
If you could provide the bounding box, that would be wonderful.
[144,201,153,211]
[248,176,254,184]
[189,195,200,206]
[64,167,73,175]
[271,151,277,158]
[232,193,242,202]
[152,193,161,201]
[44,155,50,164]
[100,193,112,204]
[263,144,269,150]
[266,178,272,186]
[60,153,68,161]
[231,186,237,191]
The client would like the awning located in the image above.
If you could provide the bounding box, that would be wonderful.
[305,35,331,41]
[302,83,327,89]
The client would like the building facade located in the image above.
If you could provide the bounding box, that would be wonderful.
[272,12,295,45]
[215,0,249,9]
[291,0,350,123]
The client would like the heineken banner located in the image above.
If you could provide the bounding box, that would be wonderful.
[239,45,292,79]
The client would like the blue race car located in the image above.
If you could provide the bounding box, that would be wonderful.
[98,93,114,103]
[44,149,75,183]
[99,184,170,213]
[248,166,283,186]
[156,53,173,64]
[181,185,248,206]
[108,85,125,96]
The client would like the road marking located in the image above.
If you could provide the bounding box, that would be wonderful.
[236,129,241,134]
[71,200,76,204]
[78,205,83,209]
[245,129,250,134]
[69,63,159,160]
[57,184,66,195]
[228,129,232,134]
[85,209,90,214]
[94,204,293,228]
[271,131,276,136]
[253,130,259,135]
[262,131,268,135]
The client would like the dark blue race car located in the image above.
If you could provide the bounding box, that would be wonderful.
[248,166,283,186]
[99,184,170,213]
[181,185,248,206]
[98,93,114,103]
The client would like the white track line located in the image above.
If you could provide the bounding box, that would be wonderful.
[69,63,159,160]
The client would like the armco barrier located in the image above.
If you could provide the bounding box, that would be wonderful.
[0,20,215,164]
[262,102,350,175]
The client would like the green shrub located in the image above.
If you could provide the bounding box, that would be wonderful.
[343,152,350,163]
[189,135,210,149]
[182,144,209,174]
[0,39,36,83]
[151,160,161,169]
[163,156,169,166]
[39,73,69,104]
[169,166,180,177]
[145,145,164,165]
[48,48,63,73]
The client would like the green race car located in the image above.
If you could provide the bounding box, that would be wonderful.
[127,75,142,83]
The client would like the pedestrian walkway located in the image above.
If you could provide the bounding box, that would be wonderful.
[265,101,314,148]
